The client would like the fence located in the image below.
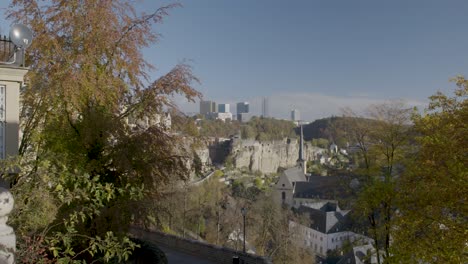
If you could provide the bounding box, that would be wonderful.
[0,37,15,64]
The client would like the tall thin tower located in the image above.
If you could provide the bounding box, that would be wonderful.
[297,124,306,175]
[262,97,269,118]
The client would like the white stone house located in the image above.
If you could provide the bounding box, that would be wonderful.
[290,202,373,258]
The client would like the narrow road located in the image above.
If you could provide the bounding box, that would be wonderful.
[158,246,217,264]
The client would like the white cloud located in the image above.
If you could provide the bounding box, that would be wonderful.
[172,92,427,122]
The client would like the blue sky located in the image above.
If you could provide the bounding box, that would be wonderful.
[2,0,468,120]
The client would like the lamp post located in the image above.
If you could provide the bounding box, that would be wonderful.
[241,207,247,253]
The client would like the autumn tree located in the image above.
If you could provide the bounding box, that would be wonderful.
[390,78,467,263]
[245,191,315,264]
[342,102,413,263]
[2,0,199,262]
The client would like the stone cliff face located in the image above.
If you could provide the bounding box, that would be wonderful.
[195,146,211,168]
[230,138,326,174]
[191,137,326,174]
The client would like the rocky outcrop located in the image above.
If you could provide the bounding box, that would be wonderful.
[230,138,326,174]
[189,137,327,174]
[194,146,211,168]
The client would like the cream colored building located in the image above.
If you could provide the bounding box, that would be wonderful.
[0,66,27,159]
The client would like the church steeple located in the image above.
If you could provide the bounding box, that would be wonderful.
[297,124,306,174]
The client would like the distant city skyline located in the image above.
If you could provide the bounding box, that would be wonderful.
[2,0,467,121]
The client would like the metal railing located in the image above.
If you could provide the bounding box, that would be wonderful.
[0,36,16,64]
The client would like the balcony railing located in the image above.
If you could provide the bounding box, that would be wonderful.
[0,36,16,64]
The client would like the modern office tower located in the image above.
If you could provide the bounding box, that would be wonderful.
[200,100,217,114]
[236,102,250,121]
[218,103,230,113]
[291,109,300,121]
[262,97,269,118]
[236,102,249,114]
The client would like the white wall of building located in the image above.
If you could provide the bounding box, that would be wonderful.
[0,67,27,159]
[290,221,373,257]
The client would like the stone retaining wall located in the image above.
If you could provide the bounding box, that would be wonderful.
[129,227,272,264]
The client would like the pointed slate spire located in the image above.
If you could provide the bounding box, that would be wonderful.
[297,123,306,174]
[299,124,304,162]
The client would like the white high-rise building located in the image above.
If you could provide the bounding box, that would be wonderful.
[291,109,300,121]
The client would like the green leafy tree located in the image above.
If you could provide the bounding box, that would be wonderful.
[343,102,413,263]
[199,119,240,138]
[3,0,199,262]
[311,138,329,148]
[391,78,467,263]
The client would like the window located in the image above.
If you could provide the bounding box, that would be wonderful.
[282,192,285,201]
[0,85,5,159]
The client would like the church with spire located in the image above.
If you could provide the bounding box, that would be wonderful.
[274,124,353,206]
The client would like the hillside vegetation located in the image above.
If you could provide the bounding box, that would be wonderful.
[173,115,298,141]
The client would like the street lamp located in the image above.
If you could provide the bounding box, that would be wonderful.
[241,207,247,253]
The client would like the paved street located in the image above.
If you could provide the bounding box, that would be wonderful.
[159,246,217,264]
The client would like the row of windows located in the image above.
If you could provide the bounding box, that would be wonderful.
[332,234,351,243]
[304,229,323,241]
[304,240,324,254]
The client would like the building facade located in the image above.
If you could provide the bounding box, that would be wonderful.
[291,109,300,121]
[206,112,233,122]
[290,202,374,258]
[236,102,249,114]
[218,103,230,113]
[200,100,217,115]
[0,67,28,159]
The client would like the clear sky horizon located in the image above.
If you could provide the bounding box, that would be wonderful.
[2,0,468,121]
